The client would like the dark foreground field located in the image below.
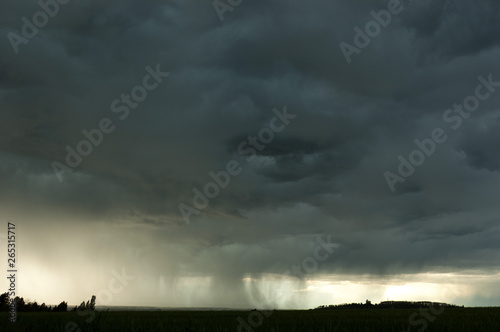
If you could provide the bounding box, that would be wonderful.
[1,307,499,332]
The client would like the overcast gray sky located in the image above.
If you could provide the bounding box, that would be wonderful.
[1,0,500,308]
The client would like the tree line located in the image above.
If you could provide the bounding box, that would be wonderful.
[314,300,463,310]
[0,293,96,312]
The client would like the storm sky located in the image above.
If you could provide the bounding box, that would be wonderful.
[1,0,500,308]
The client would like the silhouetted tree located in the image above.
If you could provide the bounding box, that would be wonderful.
[78,301,86,311]
[89,295,96,311]
[78,296,96,311]
[28,301,40,312]
[53,301,68,312]
[0,292,9,311]
[15,297,25,311]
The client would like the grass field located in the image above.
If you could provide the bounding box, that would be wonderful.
[1,308,499,331]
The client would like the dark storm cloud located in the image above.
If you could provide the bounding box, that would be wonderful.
[400,0,500,62]
[459,117,500,171]
[1,0,500,306]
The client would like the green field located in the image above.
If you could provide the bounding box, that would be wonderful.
[1,308,499,331]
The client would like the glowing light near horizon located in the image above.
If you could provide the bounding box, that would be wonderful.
[3,265,497,308]
[383,283,448,302]
[239,272,481,308]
